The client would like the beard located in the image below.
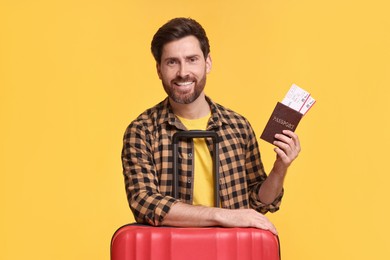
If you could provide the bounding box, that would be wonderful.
[162,74,207,104]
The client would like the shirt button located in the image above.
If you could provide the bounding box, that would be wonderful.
[188,153,193,158]
[187,179,192,183]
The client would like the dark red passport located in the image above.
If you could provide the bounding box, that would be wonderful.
[260,102,303,144]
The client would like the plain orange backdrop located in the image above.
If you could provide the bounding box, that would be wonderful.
[1,0,390,259]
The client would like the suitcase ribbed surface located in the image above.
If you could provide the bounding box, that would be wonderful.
[111,225,280,260]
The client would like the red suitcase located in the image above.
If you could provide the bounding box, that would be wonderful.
[114,131,281,260]
[111,224,281,260]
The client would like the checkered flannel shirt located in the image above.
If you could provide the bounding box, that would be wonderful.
[122,96,283,226]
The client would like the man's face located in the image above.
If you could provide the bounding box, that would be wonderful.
[157,35,212,104]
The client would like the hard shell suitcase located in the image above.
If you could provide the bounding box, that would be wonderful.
[111,224,281,260]
[112,131,281,260]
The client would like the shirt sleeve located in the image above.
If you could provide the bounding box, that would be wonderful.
[244,121,284,214]
[122,121,177,226]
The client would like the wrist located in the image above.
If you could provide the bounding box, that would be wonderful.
[271,164,288,179]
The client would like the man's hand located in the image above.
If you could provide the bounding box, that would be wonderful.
[215,208,278,235]
[273,130,301,172]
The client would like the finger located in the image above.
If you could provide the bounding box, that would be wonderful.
[282,130,301,151]
[276,132,295,145]
[273,138,293,151]
[275,131,301,156]
[256,218,278,235]
[270,225,278,235]
[274,142,298,167]
[273,138,295,158]
[265,221,278,235]
[274,147,292,166]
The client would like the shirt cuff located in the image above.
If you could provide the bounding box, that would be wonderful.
[249,184,284,214]
[145,196,178,226]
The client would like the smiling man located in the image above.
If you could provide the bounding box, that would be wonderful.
[121,18,301,235]
[158,35,210,105]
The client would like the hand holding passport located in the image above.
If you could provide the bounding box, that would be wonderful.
[260,84,315,144]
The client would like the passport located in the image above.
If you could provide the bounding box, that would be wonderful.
[260,84,315,144]
[260,102,303,144]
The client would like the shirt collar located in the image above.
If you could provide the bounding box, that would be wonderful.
[157,96,229,130]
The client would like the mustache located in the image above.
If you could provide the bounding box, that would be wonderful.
[173,76,196,82]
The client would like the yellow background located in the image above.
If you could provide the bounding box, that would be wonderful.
[1,0,389,259]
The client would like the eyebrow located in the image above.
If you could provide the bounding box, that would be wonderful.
[163,54,201,62]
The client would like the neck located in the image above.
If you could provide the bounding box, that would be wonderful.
[170,92,210,119]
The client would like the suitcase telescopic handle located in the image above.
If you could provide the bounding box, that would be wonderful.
[172,130,220,207]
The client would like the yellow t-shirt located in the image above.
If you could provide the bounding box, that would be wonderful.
[176,113,214,207]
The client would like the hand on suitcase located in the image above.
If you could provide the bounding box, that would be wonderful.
[216,208,278,235]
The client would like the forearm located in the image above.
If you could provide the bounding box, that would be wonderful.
[161,202,219,227]
[257,166,286,205]
[258,130,301,205]
[259,130,301,204]
[162,202,278,234]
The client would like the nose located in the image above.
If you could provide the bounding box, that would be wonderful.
[177,63,189,78]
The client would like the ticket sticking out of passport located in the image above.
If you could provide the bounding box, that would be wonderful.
[260,84,315,144]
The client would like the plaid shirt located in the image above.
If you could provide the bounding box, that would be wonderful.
[122,96,283,226]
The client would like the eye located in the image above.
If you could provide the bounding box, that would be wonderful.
[166,59,178,66]
[189,56,199,63]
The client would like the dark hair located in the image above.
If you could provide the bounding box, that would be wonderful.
[151,17,210,64]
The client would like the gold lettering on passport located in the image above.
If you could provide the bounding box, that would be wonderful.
[272,116,295,130]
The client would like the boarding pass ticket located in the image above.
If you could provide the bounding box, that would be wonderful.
[281,84,316,115]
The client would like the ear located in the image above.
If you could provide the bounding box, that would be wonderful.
[205,54,212,74]
[156,63,162,79]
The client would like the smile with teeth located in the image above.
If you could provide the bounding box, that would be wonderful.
[175,81,194,86]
